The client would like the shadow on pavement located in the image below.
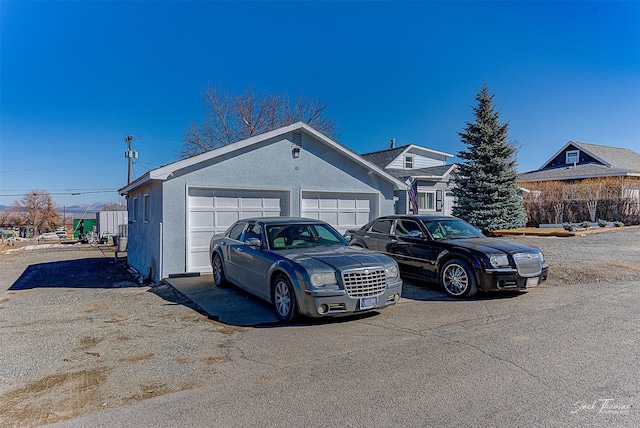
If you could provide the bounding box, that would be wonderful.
[401,278,526,301]
[8,257,140,291]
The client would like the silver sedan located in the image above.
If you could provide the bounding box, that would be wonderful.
[209,217,403,323]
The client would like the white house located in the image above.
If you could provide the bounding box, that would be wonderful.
[118,122,406,282]
[361,142,456,215]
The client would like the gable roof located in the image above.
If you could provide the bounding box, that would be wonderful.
[361,144,453,170]
[119,122,407,195]
[519,141,640,182]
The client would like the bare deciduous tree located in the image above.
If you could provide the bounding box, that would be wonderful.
[13,190,60,231]
[178,86,338,158]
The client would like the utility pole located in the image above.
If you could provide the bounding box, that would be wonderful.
[124,135,138,184]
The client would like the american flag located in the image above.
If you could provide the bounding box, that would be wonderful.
[406,178,419,213]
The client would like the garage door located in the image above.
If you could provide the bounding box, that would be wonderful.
[187,188,287,272]
[301,192,376,233]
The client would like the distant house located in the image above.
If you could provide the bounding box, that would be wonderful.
[517,141,640,225]
[518,141,640,182]
[361,142,456,216]
[118,122,406,282]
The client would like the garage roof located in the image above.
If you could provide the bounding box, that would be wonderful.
[119,122,407,195]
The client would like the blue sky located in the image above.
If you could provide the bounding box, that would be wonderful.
[1,0,639,207]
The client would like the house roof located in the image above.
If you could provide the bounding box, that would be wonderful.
[383,164,457,182]
[361,144,453,170]
[119,122,407,195]
[519,141,640,182]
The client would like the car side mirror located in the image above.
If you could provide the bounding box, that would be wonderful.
[409,230,423,238]
[245,237,262,248]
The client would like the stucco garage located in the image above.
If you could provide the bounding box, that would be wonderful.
[120,122,405,282]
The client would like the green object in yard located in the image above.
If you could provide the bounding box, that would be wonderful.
[73,218,96,239]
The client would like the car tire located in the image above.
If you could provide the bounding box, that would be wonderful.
[212,253,227,287]
[272,274,298,323]
[440,259,478,298]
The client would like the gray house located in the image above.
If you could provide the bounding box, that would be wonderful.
[119,122,406,282]
[361,142,456,215]
[518,141,640,182]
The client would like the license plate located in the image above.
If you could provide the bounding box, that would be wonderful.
[360,296,378,310]
[526,277,540,287]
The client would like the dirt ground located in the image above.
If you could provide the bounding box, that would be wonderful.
[1,229,639,426]
[0,242,243,427]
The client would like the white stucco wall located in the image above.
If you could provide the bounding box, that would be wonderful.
[126,181,163,281]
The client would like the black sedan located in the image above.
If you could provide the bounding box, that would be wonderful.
[210,217,402,322]
[345,215,548,298]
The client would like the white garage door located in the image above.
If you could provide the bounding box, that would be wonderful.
[187,188,287,272]
[301,191,375,233]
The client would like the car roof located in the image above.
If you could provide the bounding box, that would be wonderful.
[374,214,457,222]
[238,217,329,226]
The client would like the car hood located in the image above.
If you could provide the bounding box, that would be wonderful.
[445,237,540,255]
[282,246,393,271]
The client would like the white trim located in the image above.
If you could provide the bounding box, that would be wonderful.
[143,193,150,223]
[418,191,436,211]
[565,150,579,165]
[132,197,138,223]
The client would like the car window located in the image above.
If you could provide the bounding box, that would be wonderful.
[395,219,421,237]
[243,223,262,242]
[227,222,246,241]
[267,223,347,250]
[370,219,392,234]
[425,219,484,239]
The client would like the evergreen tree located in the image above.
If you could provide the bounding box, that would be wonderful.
[452,84,526,233]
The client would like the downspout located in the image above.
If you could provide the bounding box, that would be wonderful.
[159,222,163,281]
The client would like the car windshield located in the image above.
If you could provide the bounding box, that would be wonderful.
[423,219,485,240]
[267,223,348,250]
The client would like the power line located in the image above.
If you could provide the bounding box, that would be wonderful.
[0,189,119,197]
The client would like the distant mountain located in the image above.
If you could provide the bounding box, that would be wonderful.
[0,202,126,216]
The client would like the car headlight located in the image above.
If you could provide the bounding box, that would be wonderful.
[489,254,510,268]
[310,272,337,287]
[385,265,399,278]
[537,251,545,263]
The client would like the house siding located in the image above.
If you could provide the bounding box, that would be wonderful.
[388,151,446,170]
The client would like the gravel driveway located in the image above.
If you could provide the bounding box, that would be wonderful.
[1,228,639,426]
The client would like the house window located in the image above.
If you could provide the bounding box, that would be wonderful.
[419,192,435,211]
[405,155,414,169]
[143,194,149,223]
[566,150,579,165]
[132,197,138,222]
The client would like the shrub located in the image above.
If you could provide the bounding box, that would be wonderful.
[597,219,607,228]
[580,221,591,229]
[614,221,625,227]
[563,222,575,231]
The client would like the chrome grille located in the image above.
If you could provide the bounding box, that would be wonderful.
[342,268,386,297]
[513,253,542,277]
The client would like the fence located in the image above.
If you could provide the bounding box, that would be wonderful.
[520,177,640,226]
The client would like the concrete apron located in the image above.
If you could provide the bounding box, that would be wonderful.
[165,275,446,327]
[164,274,279,326]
